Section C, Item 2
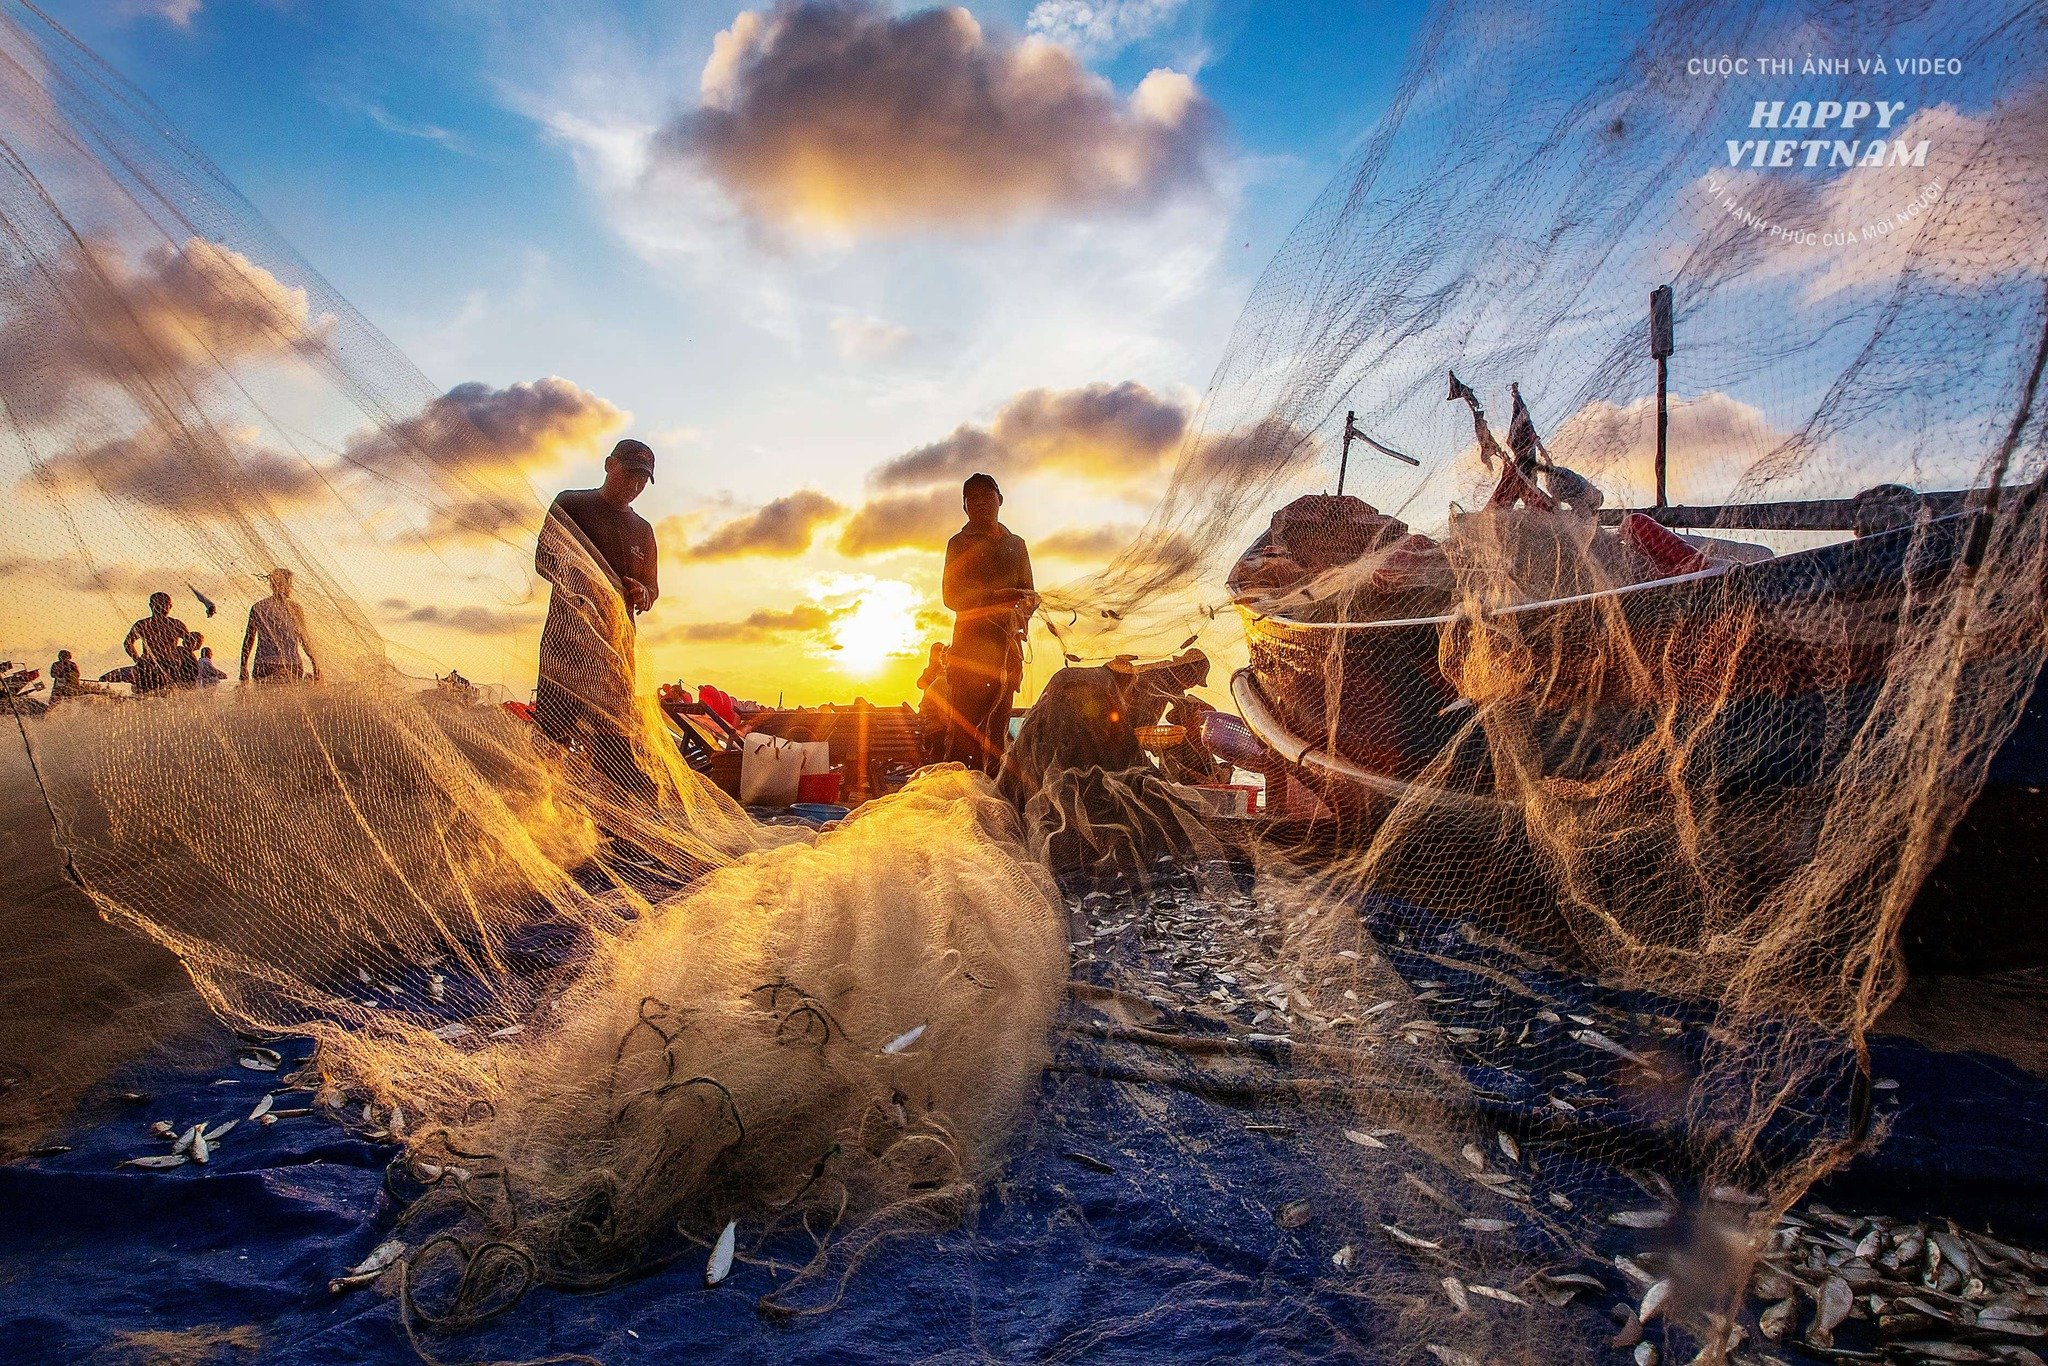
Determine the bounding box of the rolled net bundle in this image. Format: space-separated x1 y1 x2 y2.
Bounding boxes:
0 0 1068 1334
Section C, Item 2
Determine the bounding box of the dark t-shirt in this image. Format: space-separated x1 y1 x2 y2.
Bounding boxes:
127 614 195 687
538 489 658 604
943 523 1033 661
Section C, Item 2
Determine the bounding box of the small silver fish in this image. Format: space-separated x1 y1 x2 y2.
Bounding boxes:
1381 1223 1440 1251
1609 1209 1672 1229
203 1119 236 1143
1639 1278 1672 1323
1817 1275 1853 1333
1331 1244 1355 1271
1759 1297 1798 1341
150 1120 177 1140
882 1024 927 1055
706 1220 737 1286
1461 1143 1486 1171
1460 1218 1511 1233
1497 1132 1520 1164
1441 1276 1470 1312
190 1127 210 1165
1342 1129 1386 1149
118 1154 189 1170
248 1094 274 1122
1274 1200 1314 1230
1468 1284 1527 1306
172 1124 201 1156
487 1024 524 1040
236 1047 281 1073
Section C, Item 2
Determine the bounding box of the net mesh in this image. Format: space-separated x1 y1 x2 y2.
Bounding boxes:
3 0 2047 1360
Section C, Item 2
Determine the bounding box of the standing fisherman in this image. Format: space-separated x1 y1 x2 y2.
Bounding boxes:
534 438 661 803
942 473 1035 772
124 592 198 693
240 568 321 685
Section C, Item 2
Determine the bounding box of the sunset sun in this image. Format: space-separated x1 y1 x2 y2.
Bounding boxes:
828 579 923 674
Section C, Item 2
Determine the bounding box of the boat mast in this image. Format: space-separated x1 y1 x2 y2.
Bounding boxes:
1650 284 1674 508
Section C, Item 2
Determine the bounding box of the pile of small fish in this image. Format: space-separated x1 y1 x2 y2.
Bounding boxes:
1743 1203 2048 1364
115 1081 310 1171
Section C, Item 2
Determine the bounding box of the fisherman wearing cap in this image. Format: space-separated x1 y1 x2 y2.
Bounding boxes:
943 473 1036 772
534 438 661 802
240 568 320 685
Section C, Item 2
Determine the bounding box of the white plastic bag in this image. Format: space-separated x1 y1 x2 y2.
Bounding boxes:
740 733 806 807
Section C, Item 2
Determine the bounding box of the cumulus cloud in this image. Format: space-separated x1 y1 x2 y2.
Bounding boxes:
0 236 328 426
29 422 328 517
872 380 1191 490
119 0 201 26
1026 0 1187 57
657 602 849 643
682 489 844 559
651 0 1221 234
836 487 961 555
1546 389 1791 503
342 377 626 483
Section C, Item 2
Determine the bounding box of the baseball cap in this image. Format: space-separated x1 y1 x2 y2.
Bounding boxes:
610 438 656 480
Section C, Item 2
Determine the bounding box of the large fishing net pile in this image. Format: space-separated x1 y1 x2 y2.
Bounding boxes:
4 0 2048 1360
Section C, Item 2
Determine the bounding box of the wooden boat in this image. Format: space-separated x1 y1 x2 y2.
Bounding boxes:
1230 492 2048 974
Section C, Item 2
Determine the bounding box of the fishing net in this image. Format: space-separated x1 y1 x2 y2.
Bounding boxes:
4 0 2048 1360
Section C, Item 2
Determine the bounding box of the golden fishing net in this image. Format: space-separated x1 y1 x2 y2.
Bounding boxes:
3 0 2047 1360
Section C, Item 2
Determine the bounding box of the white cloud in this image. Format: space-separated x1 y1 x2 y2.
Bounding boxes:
1026 0 1188 58
831 314 913 364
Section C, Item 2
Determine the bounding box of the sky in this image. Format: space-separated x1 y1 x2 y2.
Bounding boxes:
17 0 1425 705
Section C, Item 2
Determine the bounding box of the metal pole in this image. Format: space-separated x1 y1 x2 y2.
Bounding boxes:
1649 284 1675 508
1654 354 1669 509
1338 410 1354 496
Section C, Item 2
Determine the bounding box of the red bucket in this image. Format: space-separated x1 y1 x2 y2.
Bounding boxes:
797 770 842 804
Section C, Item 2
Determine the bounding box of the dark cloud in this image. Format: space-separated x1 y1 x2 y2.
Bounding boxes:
382 599 542 636
871 381 1189 490
683 489 844 559
30 422 328 517
342 378 625 483
654 1 1221 234
0 235 329 426
835 487 961 555
656 602 848 643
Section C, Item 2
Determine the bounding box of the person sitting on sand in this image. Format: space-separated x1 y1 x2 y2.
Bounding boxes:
196 643 227 687
240 568 320 685
124 593 198 694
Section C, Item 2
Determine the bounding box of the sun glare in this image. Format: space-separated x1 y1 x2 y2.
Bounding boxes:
829 579 923 674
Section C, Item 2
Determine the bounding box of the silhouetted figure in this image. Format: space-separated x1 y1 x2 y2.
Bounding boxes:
916 642 952 764
240 568 320 684
49 650 82 699
943 473 1035 772
535 438 661 803
196 644 226 687
124 592 197 693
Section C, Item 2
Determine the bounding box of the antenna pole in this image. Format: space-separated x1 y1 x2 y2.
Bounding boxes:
1338 410 1354 496
1650 284 1675 508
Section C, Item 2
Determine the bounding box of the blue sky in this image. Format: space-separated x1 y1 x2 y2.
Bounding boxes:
25 0 1423 700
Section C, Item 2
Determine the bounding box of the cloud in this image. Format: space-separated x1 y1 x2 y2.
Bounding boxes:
871 380 1191 490
342 377 626 483
650 0 1221 235
835 487 961 555
118 0 201 26
1545 389 1791 503
1026 0 1188 57
364 104 471 155
0 236 328 426
655 602 849 643
831 313 913 363
30 422 328 517
1036 523 1142 560
380 599 542 636
1695 94 2048 301
682 489 844 559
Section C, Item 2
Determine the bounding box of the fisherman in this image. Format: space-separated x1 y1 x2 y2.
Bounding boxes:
196 643 227 687
534 437 661 803
49 649 82 699
240 568 320 685
942 473 1036 772
124 592 198 694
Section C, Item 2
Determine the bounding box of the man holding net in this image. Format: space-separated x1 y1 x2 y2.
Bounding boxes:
534 438 661 804
943 473 1036 772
